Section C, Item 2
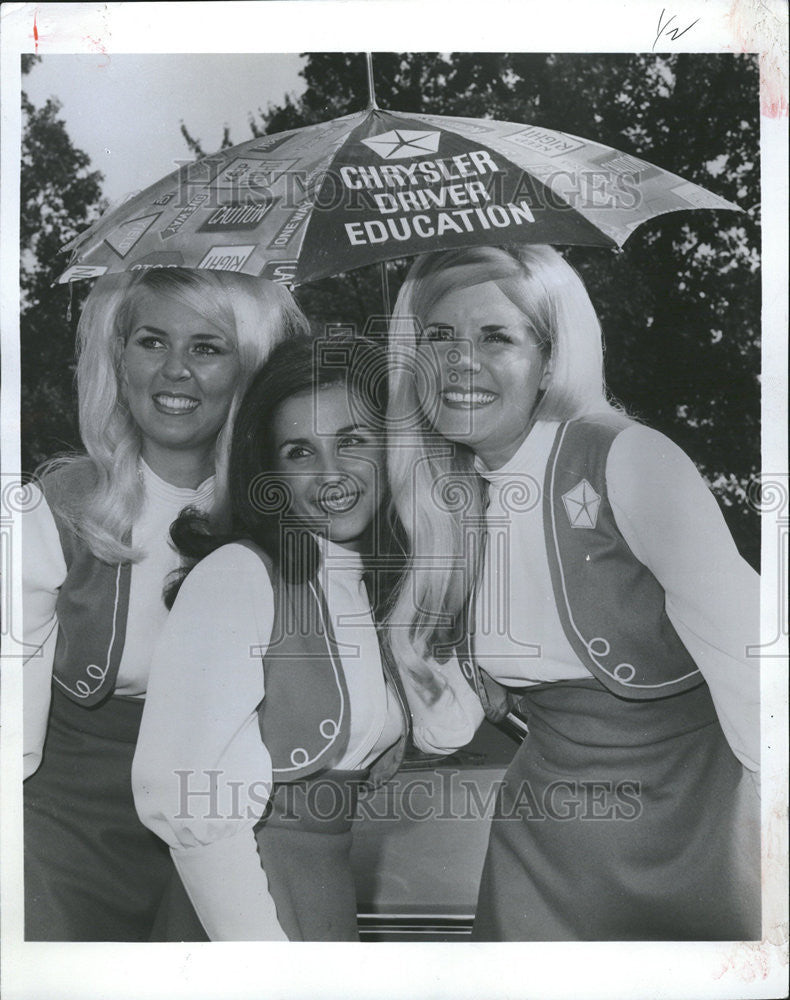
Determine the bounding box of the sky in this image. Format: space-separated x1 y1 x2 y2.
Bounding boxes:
23 53 307 204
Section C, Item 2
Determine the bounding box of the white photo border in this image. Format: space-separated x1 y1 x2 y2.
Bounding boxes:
1 3 787 999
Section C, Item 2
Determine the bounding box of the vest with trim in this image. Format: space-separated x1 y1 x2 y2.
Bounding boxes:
459 417 703 720
40 465 409 781
245 543 411 788
42 465 132 707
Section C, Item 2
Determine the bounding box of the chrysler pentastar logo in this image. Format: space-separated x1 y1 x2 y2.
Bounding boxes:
361 129 441 159
562 479 601 529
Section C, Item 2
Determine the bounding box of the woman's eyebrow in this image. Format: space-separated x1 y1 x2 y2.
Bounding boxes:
132 325 226 339
132 323 168 335
277 436 312 449
335 423 378 436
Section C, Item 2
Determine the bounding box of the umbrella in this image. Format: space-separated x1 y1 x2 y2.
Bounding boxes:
59 65 739 297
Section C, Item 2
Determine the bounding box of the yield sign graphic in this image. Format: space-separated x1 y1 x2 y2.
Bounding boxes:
103 213 162 259
361 129 441 159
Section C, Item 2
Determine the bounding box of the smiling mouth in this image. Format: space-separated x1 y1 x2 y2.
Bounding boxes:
441 390 497 409
315 487 361 515
152 393 200 415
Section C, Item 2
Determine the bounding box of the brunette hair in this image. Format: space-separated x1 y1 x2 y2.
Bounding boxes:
167 333 403 612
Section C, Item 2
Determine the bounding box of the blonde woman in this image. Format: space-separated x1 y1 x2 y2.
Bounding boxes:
386 245 760 941
23 268 307 940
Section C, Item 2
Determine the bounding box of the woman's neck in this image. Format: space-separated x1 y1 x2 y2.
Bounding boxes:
140 443 214 489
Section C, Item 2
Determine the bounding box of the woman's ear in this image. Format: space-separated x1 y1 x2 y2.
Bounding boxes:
539 357 553 391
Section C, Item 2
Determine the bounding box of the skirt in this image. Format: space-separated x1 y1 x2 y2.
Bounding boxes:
254 770 367 941
24 687 205 941
472 678 761 941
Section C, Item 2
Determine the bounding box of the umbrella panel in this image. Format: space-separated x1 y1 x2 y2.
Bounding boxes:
296 109 617 284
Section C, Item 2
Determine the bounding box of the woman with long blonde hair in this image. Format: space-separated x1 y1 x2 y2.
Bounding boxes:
386 244 760 941
23 267 307 940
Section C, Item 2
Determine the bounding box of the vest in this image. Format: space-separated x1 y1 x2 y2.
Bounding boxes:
246 543 411 788
460 418 703 721
42 465 132 707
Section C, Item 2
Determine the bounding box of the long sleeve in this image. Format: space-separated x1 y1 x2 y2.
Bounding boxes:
22 485 67 779
399 655 485 754
607 425 760 771
132 543 287 941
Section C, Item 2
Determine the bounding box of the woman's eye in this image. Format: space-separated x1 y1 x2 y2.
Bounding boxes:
338 435 366 449
482 330 513 344
285 446 311 460
192 342 223 356
423 325 455 343
136 335 165 350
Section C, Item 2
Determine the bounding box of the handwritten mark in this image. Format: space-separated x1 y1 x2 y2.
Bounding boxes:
33 10 39 52
653 9 700 50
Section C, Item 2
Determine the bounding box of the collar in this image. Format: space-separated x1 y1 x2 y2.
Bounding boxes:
139 459 215 505
314 532 365 580
473 420 558 487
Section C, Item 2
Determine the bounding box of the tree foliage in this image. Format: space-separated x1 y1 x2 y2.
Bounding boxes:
20 55 105 471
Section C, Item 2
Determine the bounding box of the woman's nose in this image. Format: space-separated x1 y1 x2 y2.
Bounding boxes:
161 348 192 381
446 338 481 374
314 452 360 486
312 449 341 479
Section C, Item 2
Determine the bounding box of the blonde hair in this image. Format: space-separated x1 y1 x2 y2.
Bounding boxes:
386 244 628 678
41 269 308 563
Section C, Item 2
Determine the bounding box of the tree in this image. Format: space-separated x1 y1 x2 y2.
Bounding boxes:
210 52 760 566
20 55 105 471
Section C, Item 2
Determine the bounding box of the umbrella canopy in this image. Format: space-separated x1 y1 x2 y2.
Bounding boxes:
59 107 740 287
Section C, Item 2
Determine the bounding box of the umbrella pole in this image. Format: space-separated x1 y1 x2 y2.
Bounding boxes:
365 52 378 110
379 260 391 317
365 52 392 319
365 54 388 315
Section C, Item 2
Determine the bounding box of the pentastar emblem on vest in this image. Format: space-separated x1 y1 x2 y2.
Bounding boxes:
562 478 601 529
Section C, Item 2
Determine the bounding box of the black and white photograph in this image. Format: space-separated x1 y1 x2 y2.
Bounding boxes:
1 3 787 999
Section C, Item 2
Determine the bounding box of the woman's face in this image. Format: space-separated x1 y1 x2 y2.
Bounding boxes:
416 280 549 469
271 384 385 551
119 289 241 479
